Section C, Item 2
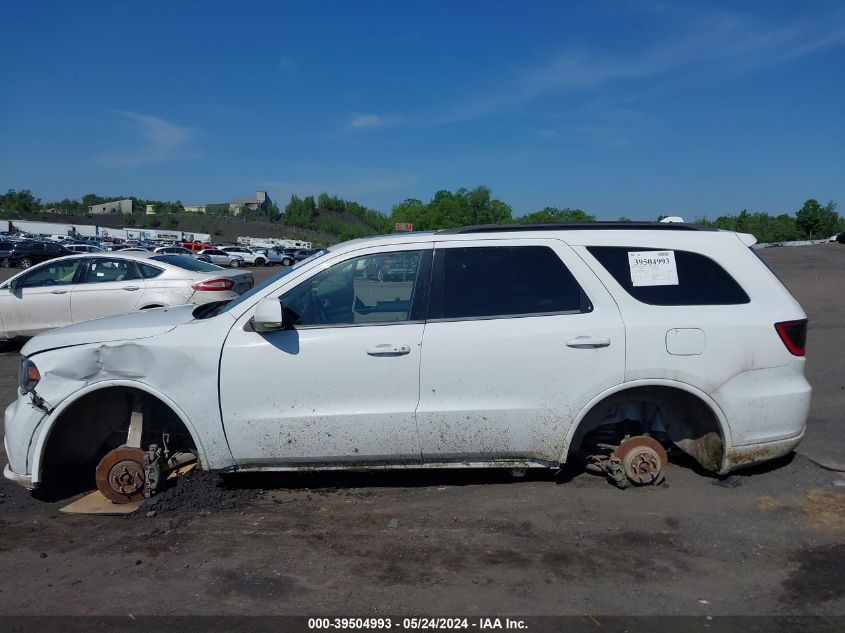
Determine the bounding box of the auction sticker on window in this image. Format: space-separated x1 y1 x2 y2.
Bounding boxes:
627 250 679 286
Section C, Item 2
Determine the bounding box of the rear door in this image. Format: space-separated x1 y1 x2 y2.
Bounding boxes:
416 238 625 464
70 257 146 322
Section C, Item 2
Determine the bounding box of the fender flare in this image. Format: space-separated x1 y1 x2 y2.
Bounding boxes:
29 379 216 485
559 378 732 464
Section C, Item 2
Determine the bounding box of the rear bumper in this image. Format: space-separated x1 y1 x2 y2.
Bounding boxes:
720 428 805 474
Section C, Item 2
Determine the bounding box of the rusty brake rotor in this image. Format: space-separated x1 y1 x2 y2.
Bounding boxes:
95 446 147 504
612 436 668 486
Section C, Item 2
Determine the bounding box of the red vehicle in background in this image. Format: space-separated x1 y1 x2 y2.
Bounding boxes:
181 241 214 253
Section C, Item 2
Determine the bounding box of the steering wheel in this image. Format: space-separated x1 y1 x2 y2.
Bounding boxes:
306 289 328 324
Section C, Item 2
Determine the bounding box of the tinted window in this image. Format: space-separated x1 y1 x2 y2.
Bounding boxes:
140 264 164 279
17 259 83 288
83 258 141 283
587 246 750 306
151 255 222 272
432 246 588 320
281 250 430 327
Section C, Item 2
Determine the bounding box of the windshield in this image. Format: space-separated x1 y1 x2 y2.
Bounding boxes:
194 248 329 319
151 254 223 272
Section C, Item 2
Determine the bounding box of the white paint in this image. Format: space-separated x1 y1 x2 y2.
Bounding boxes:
1 225 813 490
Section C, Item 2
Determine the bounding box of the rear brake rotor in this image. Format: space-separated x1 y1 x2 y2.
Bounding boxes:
95 446 147 504
612 436 668 486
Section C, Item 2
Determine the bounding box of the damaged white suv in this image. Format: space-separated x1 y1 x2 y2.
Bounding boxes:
4 223 811 501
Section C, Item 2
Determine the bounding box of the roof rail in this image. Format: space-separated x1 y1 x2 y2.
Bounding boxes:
437 221 716 234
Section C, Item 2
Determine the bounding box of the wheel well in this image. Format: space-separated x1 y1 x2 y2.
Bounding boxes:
40 387 197 495
568 386 725 472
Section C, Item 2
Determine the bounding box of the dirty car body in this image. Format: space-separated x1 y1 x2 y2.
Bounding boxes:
4 224 811 493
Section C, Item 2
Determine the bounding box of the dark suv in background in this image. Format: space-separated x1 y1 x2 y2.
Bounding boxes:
8 241 73 268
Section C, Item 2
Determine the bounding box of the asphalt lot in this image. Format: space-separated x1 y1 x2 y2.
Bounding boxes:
0 245 843 617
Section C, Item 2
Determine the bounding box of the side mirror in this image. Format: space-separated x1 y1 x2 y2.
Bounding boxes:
8 278 19 291
252 297 285 333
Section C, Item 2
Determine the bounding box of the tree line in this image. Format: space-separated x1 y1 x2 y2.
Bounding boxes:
2 187 842 243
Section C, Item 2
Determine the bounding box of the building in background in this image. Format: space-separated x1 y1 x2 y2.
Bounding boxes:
229 191 271 216
183 204 207 214
145 204 156 215
88 199 133 215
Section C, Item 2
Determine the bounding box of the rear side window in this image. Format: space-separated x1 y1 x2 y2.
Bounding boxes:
140 264 164 279
430 246 589 320
587 246 749 306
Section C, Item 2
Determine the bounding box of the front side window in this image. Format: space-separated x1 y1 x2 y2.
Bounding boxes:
17 259 83 288
83 258 141 284
430 245 588 320
280 250 429 327
587 246 750 306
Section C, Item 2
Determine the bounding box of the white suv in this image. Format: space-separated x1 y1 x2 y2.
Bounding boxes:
3 223 811 500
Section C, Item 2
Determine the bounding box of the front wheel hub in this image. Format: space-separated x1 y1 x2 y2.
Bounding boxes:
613 436 668 486
95 446 147 503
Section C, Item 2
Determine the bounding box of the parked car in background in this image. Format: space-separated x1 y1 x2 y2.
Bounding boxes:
195 248 245 268
220 246 267 266
250 247 283 265
0 251 254 341
181 241 214 253
292 248 319 262
8 241 73 268
64 244 105 254
154 246 193 256
836 232 845 244
0 242 15 268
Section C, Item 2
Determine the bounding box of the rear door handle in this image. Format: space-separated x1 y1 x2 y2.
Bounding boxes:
50 289 68 294
367 344 411 356
123 286 140 291
566 336 611 348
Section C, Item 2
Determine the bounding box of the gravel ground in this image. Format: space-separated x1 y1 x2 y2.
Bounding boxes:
0 246 843 616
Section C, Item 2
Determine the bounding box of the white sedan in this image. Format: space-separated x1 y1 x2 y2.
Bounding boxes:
195 248 245 268
0 251 254 341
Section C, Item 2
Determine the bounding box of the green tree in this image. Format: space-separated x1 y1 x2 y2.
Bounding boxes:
0 189 41 215
795 198 838 239
390 186 512 230
518 207 595 224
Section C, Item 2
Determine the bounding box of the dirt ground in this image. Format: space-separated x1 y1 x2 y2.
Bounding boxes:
0 245 843 617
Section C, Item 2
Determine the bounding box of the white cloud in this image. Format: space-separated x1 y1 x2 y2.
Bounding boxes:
365 5 845 128
100 111 199 166
349 113 388 129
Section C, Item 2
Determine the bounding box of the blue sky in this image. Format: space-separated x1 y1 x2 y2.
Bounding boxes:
1 1 843 220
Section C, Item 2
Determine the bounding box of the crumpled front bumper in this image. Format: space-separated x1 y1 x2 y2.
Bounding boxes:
4 394 49 489
3 462 34 489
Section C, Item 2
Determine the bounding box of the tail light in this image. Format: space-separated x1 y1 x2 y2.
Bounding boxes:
192 278 235 292
775 319 807 356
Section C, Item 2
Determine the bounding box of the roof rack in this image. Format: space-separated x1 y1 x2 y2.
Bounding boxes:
437 222 715 234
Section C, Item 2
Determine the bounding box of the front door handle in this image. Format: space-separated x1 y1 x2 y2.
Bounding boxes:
367 344 411 356
123 286 140 291
50 289 68 294
566 336 611 348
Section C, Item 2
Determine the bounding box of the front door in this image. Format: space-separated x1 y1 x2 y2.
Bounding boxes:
0 258 85 337
219 244 432 466
416 239 625 464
